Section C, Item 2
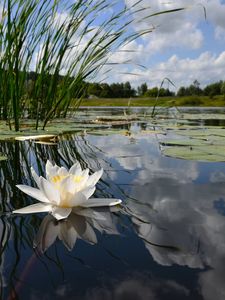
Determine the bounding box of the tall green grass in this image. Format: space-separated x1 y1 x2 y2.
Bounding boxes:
0 0 184 130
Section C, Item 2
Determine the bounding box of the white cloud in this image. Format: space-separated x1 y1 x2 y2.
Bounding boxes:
98 0 223 88
108 51 225 89
126 0 205 51
146 22 203 53
205 0 225 28
30 0 225 88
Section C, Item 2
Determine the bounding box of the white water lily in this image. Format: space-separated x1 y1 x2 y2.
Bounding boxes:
13 160 122 220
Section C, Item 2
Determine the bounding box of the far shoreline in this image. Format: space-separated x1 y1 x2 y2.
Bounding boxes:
77 95 225 108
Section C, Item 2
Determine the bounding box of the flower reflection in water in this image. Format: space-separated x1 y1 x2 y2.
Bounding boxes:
34 207 120 253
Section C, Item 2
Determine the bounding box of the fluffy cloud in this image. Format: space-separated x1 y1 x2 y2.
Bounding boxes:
107 51 225 89
126 0 225 40
126 0 205 49
97 0 223 88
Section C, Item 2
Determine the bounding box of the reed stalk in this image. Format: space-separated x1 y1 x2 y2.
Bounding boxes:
0 0 184 130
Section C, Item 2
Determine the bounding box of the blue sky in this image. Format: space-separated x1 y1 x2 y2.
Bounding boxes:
102 0 225 91
1 0 224 92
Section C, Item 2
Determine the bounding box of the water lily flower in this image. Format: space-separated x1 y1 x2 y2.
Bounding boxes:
13 160 122 220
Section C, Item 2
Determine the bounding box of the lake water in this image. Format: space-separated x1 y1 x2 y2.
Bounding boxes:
1 107 225 300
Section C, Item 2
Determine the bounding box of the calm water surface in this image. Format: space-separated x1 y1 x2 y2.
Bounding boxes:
1 107 225 300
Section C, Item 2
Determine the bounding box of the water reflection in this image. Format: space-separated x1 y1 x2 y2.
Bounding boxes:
82 272 190 300
1 108 225 299
127 179 225 299
34 207 120 253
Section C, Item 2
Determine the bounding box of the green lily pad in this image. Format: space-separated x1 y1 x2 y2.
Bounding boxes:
94 115 139 122
87 129 130 136
160 139 205 147
141 129 165 135
162 145 225 162
174 128 225 138
178 113 225 120
0 154 7 161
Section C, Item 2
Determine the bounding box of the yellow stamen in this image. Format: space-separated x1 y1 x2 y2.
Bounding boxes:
51 175 67 184
73 175 83 183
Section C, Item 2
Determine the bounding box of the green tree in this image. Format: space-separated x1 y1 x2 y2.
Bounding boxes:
137 83 148 96
177 86 187 97
99 83 111 98
124 81 136 97
204 81 222 98
221 81 225 100
87 83 102 97
144 87 159 97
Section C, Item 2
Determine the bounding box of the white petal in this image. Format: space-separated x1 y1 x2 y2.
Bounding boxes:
31 167 41 188
16 184 50 203
81 198 122 208
69 192 87 207
39 177 60 204
46 160 53 169
58 167 68 176
46 160 60 179
69 162 82 175
80 169 89 184
81 186 96 199
13 203 52 214
60 175 75 195
51 206 72 220
86 169 103 187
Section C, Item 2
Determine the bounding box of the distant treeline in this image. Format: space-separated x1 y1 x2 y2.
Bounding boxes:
176 80 225 98
25 73 225 99
87 79 225 99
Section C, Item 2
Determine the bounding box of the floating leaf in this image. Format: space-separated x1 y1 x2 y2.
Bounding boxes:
15 134 57 142
87 129 130 136
160 139 205 147
175 128 225 138
0 154 7 161
162 145 225 162
178 113 225 120
142 129 165 135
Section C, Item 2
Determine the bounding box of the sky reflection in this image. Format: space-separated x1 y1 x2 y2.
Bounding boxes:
1 108 225 299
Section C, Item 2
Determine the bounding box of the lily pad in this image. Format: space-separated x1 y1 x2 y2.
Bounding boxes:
178 113 225 120
87 129 130 136
15 134 57 142
160 139 205 147
162 145 225 162
174 128 225 138
142 129 166 135
0 154 7 161
94 115 139 122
